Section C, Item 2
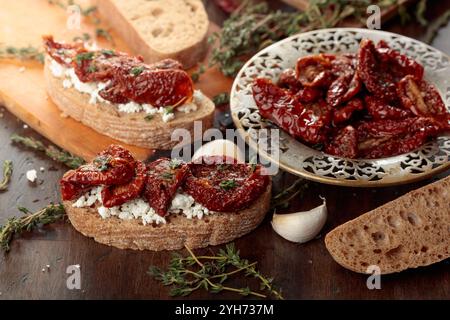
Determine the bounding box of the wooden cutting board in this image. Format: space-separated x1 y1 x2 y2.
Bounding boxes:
0 0 232 161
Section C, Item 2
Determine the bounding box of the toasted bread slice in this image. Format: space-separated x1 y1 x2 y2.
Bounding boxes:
44 58 215 150
93 0 209 68
64 182 272 251
325 175 450 274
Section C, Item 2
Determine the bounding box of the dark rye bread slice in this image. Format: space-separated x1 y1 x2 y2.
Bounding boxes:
64 182 271 251
325 175 450 274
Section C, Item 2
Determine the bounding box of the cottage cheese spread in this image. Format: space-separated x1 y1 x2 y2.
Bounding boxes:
72 186 212 225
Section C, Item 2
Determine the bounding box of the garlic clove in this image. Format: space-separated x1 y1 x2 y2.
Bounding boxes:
192 139 245 162
271 199 327 244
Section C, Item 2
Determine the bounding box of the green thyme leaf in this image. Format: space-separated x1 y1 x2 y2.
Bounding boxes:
144 114 154 121
93 155 111 171
87 64 98 73
212 93 230 106
169 159 183 170
130 66 145 76
219 179 237 190
96 28 113 42
164 106 174 114
191 65 206 82
101 49 115 56
75 52 95 65
160 171 174 180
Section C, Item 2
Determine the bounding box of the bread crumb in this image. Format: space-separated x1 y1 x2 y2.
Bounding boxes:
40 167 45 172
23 124 29 129
41 268 46 272
18 66 26 73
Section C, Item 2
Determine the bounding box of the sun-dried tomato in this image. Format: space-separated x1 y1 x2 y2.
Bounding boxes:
43 35 84 66
332 98 364 124
101 161 147 208
365 96 413 120
278 68 300 90
360 131 428 159
376 40 424 81
253 39 450 159
397 75 447 117
294 86 323 103
325 126 358 158
252 78 330 144
296 54 333 88
115 68 194 107
327 72 362 107
357 117 445 158
60 145 136 200
357 117 442 141
357 39 398 102
143 158 189 216
183 156 269 212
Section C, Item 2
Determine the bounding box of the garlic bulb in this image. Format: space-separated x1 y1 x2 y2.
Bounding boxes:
192 139 245 162
271 199 327 243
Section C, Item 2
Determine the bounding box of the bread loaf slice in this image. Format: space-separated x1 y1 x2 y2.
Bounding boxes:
93 0 209 68
44 58 215 150
325 175 450 274
65 182 272 251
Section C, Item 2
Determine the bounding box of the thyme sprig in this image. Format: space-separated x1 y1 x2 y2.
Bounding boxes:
0 46 45 64
0 160 13 192
11 134 85 169
206 0 429 78
212 92 230 106
149 243 283 299
0 204 66 252
271 178 309 209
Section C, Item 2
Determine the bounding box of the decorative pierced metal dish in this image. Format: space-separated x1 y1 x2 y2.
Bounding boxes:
230 28 450 187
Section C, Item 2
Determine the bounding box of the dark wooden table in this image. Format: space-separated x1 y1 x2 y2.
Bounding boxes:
1 1 450 300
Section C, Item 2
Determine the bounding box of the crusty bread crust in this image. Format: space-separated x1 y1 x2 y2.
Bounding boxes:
44 58 215 150
64 182 271 251
325 175 450 274
93 0 209 69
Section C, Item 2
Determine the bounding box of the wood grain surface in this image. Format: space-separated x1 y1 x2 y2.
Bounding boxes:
0 0 449 300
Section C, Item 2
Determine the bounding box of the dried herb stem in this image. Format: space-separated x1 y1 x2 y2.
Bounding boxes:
149 243 283 299
0 204 66 252
11 134 85 169
271 178 309 209
0 160 13 192
0 46 45 64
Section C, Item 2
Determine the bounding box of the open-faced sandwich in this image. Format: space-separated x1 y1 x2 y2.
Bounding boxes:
43 36 215 150
252 39 450 159
60 145 272 250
